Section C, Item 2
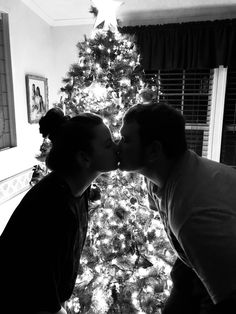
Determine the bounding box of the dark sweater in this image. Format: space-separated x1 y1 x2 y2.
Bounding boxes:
0 172 89 313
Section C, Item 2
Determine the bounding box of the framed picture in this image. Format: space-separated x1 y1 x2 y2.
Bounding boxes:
26 74 48 123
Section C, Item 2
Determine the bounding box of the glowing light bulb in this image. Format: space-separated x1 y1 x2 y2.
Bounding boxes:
147 243 154 251
113 131 120 139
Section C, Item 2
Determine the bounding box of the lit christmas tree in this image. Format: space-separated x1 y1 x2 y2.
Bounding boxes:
33 1 176 313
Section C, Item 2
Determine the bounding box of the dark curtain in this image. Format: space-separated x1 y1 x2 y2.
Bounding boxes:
120 19 236 71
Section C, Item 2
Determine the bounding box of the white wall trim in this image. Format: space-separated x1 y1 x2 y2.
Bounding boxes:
0 4 10 15
21 0 53 25
208 66 227 161
0 167 32 205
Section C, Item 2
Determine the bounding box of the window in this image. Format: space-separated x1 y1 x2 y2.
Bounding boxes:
220 69 236 167
0 13 16 150
145 69 214 158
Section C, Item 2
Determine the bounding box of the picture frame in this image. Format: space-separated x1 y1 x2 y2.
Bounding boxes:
25 74 48 124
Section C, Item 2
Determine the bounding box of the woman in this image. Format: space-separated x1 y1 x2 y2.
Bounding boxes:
0 109 118 314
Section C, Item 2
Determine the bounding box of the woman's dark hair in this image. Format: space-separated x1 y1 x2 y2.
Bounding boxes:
39 107 67 141
123 102 187 159
40 109 103 172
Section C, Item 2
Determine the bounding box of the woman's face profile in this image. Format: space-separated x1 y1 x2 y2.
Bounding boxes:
89 123 118 172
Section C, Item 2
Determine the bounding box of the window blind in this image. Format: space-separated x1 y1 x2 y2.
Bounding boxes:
144 69 214 157
0 13 15 150
0 16 9 150
220 69 236 167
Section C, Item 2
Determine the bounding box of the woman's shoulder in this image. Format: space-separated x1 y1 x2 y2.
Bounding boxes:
24 172 71 210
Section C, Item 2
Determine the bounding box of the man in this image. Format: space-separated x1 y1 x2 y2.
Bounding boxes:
118 102 236 313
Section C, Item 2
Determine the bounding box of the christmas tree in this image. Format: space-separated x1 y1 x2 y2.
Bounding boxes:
33 2 176 313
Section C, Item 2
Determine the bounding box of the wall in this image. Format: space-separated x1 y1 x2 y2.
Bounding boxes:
0 0 54 183
0 2 91 229
121 4 236 26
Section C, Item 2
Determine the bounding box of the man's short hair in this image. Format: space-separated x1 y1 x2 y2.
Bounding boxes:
123 102 187 159
139 88 155 102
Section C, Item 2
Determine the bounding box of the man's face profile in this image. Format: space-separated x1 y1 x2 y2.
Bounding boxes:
118 121 145 172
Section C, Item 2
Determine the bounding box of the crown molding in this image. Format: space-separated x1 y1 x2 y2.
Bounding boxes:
21 0 236 27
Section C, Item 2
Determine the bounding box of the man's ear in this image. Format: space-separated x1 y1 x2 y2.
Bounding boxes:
146 140 162 163
75 151 91 168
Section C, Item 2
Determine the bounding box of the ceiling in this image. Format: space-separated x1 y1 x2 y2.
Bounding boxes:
22 0 236 26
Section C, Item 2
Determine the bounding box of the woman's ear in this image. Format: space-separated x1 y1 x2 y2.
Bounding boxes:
146 140 162 163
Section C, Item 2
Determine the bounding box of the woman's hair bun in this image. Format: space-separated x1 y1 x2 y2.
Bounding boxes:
39 107 69 140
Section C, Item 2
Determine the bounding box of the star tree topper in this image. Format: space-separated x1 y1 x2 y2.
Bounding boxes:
92 0 123 31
